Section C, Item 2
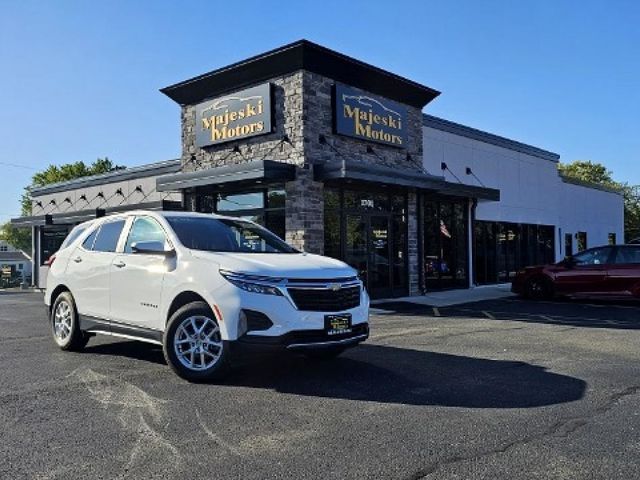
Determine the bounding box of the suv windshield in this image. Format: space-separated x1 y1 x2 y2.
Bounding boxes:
166 216 298 254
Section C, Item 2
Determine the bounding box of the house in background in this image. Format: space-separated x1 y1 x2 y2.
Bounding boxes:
0 239 32 286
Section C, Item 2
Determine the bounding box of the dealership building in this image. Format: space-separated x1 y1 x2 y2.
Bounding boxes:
12 40 624 297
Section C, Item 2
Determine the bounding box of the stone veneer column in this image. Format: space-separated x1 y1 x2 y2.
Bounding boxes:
407 192 420 295
285 167 324 254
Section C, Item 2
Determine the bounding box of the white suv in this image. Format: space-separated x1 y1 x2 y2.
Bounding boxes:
45 211 369 381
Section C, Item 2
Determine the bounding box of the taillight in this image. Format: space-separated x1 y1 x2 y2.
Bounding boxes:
44 254 56 267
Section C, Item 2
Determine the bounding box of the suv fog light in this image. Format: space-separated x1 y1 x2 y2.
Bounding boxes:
238 310 248 337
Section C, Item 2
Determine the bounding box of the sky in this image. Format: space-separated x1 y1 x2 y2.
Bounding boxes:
1 0 638 223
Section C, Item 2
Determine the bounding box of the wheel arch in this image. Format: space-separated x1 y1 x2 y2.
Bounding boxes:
166 291 211 324
49 285 72 316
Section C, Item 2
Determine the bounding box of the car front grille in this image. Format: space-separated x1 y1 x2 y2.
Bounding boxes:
287 284 361 312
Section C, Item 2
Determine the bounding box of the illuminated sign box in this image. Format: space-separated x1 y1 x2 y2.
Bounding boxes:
195 83 273 148
334 83 407 148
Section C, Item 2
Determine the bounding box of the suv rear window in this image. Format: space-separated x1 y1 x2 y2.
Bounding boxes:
60 224 90 250
90 220 126 253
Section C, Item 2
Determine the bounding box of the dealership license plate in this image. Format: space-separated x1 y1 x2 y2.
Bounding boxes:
325 314 352 336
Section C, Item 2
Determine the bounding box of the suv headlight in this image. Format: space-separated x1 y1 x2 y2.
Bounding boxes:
220 270 283 296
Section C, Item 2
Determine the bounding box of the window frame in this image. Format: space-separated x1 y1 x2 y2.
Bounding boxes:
80 217 127 253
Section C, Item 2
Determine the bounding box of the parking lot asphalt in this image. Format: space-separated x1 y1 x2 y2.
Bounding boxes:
2 292 640 479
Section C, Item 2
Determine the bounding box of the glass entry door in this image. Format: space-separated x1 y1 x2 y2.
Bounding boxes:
344 213 402 298
324 188 408 299
369 215 391 296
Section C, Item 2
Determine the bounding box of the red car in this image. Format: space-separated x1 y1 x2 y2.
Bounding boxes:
512 244 640 300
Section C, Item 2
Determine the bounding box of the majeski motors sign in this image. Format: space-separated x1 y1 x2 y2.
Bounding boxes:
195 83 272 147
334 83 406 148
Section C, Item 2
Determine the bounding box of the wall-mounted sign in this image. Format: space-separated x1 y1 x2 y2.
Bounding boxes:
195 83 272 147
334 83 406 148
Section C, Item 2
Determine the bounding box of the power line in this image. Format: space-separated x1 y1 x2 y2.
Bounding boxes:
0 161 37 170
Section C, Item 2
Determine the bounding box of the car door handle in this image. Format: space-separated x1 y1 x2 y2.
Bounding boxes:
113 261 126 268
73 256 82 263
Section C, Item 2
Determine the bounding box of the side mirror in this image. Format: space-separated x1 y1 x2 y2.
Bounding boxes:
131 241 174 256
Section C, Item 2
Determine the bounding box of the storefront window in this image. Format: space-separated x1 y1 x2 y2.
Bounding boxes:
474 221 555 285
41 227 70 265
192 187 286 240
217 192 264 212
577 232 587 252
422 198 469 290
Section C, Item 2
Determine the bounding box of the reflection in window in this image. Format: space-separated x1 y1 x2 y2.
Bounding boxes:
474 221 555 285
217 192 264 212
577 232 587 252
573 247 611 266
125 217 167 253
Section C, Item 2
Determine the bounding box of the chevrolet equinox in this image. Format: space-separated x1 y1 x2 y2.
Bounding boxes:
45 211 369 381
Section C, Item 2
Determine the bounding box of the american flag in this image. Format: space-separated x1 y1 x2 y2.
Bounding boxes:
440 220 452 238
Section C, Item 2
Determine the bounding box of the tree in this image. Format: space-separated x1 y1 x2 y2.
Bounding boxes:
2 157 125 251
0 223 31 252
558 160 640 242
558 161 618 188
20 157 124 216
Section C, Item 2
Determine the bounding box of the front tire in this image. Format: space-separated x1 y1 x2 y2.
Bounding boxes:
524 276 553 300
51 291 89 351
163 301 230 382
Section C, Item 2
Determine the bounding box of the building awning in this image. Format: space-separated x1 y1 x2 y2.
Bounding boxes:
156 160 296 192
10 200 182 228
315 160 500 201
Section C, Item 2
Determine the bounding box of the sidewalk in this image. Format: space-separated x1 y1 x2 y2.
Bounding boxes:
371 283 515 308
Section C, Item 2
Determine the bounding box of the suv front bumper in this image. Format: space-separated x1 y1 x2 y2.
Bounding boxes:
233 322 369 352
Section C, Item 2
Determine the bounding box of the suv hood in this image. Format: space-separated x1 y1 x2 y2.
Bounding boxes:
189 251 357 279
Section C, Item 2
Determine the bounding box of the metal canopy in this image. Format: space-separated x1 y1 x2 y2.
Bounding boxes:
314 159 500 201
10 200 182 228
156 160 296 192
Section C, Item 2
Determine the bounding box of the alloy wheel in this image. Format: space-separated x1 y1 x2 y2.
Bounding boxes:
53 300 72 342
173 315 223 371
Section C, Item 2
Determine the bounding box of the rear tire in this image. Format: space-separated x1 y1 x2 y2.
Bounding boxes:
163 301 230 382
524 276 553 300
51 291 89 351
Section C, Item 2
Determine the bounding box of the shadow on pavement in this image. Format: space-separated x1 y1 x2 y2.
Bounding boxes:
376 298 640 330
84 340 586 409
